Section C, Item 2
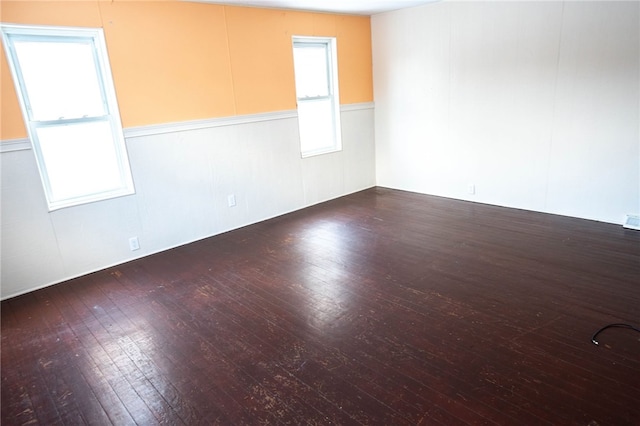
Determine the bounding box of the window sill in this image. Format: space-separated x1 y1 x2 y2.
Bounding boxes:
301 146 342 159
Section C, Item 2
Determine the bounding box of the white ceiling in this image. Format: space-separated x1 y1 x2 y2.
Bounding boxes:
187 0 439 16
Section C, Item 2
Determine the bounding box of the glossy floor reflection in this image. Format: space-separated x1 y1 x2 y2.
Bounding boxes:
2 188 639 424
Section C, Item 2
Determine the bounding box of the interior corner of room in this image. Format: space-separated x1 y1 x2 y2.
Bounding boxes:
1 0 639 301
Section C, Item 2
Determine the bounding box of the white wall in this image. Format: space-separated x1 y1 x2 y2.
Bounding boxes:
0 106 375 299
372 1 639 224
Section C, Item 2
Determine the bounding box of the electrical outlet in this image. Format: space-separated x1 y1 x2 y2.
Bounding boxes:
227 194 236 207
128 237 140 251
468 184 476 195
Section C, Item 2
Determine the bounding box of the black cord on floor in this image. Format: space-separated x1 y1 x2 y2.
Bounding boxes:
591 323 640 345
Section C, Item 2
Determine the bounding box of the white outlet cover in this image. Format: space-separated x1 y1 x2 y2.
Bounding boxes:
129 237 140 251
227 194 236 207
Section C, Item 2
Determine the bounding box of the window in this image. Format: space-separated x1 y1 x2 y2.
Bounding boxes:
292 36 342 157
1 24 134 210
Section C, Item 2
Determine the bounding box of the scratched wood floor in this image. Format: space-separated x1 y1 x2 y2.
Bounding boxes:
2 187 639 425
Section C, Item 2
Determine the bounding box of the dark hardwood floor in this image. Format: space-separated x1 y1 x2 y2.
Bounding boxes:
2 187 639 425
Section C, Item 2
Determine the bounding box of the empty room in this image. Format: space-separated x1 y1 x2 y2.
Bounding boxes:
1 0 638 424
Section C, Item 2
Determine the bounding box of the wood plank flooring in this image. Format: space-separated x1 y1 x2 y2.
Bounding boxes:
2 187 639 425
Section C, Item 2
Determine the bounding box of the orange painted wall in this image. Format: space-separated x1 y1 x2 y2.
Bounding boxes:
0 1 373 140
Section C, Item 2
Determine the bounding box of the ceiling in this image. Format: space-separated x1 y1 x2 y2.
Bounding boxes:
187 0 439 16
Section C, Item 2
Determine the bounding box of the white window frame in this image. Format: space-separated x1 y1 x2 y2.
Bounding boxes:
292 36 342 158
1 23 134 211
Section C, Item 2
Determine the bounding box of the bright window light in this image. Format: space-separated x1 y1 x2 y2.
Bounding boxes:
1 24 134 210
293 37 342 158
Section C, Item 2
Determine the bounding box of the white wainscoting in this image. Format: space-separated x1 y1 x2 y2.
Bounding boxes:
0 104 375 299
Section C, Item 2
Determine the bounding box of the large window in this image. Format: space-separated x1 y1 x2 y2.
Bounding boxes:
1 24 134 211
292 36 342 158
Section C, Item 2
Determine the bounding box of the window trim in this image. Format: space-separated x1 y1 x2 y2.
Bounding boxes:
292 36 342 158
1 23 134 211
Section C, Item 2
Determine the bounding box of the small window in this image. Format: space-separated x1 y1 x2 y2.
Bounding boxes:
292 36 342 158
1 24 134 210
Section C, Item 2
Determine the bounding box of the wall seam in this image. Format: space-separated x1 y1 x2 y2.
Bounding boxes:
222 6 238 116
544 1 566 213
